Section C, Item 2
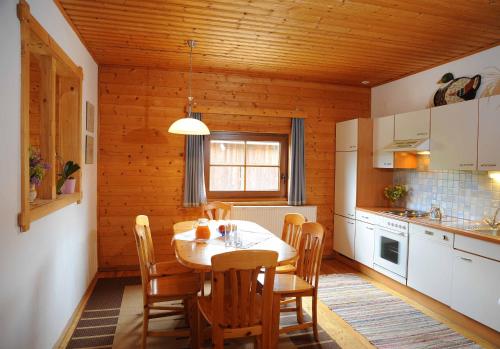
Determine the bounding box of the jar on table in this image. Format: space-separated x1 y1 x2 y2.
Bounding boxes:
194 218 211 241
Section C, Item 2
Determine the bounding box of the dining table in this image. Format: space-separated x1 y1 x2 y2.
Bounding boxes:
172 219 297 348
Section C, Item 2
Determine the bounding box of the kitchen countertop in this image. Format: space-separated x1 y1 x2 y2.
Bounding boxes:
357 207 500 244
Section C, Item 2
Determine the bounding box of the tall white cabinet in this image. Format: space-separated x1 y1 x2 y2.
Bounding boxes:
334 118 391 259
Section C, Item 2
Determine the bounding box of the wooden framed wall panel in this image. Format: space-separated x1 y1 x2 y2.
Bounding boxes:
98 65 370 270
17 0 83 231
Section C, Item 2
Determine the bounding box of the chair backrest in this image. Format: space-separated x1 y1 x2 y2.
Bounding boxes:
135 215 156 264
281 213 306 249
210 250 278 329
133 222 151 305
202 201 232 220
295 222 325 290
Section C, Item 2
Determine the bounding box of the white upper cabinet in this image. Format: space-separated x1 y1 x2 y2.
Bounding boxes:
430 100 478 171
336 119 358 151
334 151 357 219
373 115 394 168
395 109 430 140
478 95 500 171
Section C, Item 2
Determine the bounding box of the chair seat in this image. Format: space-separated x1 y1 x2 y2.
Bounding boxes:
275 263 296 274
149 260 193 277
258 274 313 295
148 273 200 301
198 295 263 328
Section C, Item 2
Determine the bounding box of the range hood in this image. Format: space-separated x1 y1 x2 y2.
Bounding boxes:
383 138 430 152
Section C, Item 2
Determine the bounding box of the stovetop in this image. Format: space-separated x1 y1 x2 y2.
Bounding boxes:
383 209 429 218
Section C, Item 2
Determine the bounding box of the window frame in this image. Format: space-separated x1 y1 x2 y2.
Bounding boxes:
204 131 289 200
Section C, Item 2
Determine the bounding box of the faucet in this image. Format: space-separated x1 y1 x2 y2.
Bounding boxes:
430 207 443 222
484 208 500 229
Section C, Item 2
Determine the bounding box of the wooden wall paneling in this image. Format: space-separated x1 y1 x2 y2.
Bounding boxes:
98 65 370 270
356 118 393 207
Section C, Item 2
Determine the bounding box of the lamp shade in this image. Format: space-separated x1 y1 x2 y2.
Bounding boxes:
168 117 210 135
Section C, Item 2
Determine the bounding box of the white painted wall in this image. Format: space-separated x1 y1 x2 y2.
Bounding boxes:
0 0 98 348
372 45 500 117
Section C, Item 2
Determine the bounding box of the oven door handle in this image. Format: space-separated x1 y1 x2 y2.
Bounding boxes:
377 228 407 238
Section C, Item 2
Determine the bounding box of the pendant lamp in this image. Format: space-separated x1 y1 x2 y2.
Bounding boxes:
168 40 210 135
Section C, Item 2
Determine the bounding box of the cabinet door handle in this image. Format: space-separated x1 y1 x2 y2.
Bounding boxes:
480 163 497 167
424 230 434 236
350 145 356 149
416 132 428 136
347 213 354 217
442 235 449 241
459 163 474 167
362 216 369 219
366 227 374 231
460 257 472 262
347 222 355 225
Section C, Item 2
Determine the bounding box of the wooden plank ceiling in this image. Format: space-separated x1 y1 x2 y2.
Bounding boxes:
57 0 500 85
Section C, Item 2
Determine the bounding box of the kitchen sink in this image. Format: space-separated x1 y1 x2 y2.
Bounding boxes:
464 225 499 236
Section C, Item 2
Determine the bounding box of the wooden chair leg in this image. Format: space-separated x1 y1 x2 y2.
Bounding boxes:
255 334 262 349
312 294 319 342
189 297 199 349
212 327 224 349
142 306 149 349
296 296 304 324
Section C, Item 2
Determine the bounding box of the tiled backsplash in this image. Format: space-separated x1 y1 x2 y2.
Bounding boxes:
394 169 500 221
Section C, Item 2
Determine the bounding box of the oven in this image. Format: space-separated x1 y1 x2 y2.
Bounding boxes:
373 217 409 284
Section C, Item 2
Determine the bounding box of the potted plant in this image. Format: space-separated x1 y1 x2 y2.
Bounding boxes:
57 161 81 194
384 184 408 207
29 147 50 202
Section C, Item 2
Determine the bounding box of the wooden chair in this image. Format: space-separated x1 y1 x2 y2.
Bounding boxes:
262 222 325 342
201 201 232 220
134 221 201 349
276 213 306 274
198 250 278 349
135 215 193 277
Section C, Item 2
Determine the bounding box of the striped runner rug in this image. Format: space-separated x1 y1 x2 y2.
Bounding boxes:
66 277 340 348
318 274 483 349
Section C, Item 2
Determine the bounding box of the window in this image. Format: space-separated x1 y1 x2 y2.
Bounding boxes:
204 132 288 199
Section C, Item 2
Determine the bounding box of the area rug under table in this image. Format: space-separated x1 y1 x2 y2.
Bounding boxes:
318 273 482 349
66 277 340 348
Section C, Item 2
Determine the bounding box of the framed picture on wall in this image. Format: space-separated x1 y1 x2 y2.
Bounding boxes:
85 135 94 164
86 101 95 133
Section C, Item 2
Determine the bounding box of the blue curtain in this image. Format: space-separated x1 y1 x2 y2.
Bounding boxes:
183 112 207 207
288 118 306 205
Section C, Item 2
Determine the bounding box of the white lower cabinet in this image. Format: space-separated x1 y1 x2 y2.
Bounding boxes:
451 250 500 331
407 225 453 305
334 214 355 259
355 220 374 268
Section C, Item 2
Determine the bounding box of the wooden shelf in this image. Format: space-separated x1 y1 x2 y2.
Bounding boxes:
19 192 82 231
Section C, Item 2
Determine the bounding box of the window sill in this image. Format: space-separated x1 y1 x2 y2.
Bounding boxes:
19 192 82 231
221 199 289 206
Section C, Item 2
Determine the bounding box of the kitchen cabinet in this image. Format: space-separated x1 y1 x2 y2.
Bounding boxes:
334 151 357 219
430 100 478 170
334 214 356 259
478 95 500 171
407 225 454 305
451 249 500 331
395 109 430 140
336 119 358 151
355 220 374 267
373 115 394 168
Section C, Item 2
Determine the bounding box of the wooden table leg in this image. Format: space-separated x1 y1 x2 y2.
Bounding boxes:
269 293 281 349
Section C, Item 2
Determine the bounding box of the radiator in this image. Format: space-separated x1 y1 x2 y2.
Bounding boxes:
231 206 317 237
